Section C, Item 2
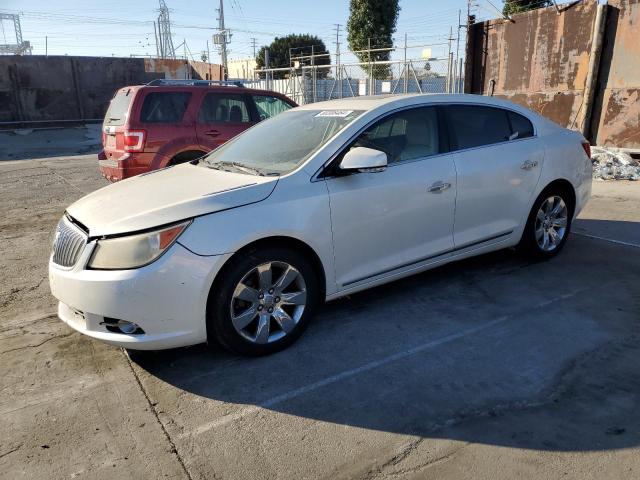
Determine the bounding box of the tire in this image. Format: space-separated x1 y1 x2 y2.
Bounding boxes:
206 246 320 356
517 187 574 259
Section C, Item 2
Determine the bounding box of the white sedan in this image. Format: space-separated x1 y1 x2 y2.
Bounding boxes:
49 94 592 355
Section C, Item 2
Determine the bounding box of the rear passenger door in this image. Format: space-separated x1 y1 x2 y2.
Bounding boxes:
196 92 254 152
444 104 543 248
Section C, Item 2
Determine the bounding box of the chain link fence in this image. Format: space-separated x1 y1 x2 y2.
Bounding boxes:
242 55 463 105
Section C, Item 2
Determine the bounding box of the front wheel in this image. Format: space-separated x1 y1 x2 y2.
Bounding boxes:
207 247 320 356
518 190 573 259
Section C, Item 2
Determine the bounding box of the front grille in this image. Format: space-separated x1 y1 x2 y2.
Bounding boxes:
52 216 87 267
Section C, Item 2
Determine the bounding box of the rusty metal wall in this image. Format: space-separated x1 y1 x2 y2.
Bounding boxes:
465 2 596 131
465 0 639 150
591 0 640 148
0 56 223 124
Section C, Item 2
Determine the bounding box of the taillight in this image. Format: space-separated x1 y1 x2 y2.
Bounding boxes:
124 130 146 152
581 141 591 159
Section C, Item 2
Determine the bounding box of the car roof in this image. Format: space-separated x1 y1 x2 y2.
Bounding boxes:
295 93 533 114
112 83 294 101
294 93 558 132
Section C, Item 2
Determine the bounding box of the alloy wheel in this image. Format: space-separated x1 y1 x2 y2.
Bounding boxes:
535 195 568 252
230 261 307 344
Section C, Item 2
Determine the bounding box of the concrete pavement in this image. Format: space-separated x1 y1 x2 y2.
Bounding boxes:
1 155 639 479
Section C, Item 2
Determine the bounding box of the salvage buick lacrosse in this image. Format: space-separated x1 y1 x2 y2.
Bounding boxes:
49 94 592 355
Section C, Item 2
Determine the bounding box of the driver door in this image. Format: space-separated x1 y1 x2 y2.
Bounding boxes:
325 106 457 289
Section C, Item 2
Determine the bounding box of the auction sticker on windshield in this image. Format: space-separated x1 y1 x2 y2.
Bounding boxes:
315 110 354 117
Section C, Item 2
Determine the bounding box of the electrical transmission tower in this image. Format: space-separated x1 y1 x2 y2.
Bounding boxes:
0 13 32 55
156 0 176 59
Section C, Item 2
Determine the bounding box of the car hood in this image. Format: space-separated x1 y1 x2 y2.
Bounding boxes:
67 163 277 237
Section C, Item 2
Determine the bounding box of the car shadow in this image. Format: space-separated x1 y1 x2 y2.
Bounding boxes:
130 225 640 452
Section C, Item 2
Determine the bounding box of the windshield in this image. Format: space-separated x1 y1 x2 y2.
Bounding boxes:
201 109 364 175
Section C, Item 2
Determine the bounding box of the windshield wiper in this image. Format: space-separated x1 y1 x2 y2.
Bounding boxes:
203 160 272 177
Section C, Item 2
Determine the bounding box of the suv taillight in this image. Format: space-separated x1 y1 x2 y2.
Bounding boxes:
581 141 591 159
124 130 146 152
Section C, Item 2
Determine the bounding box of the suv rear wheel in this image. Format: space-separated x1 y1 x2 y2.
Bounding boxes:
207 246 320 356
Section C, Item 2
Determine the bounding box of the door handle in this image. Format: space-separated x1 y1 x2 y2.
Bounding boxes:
428 181 451 193
204 130 221 137
521 159 538 170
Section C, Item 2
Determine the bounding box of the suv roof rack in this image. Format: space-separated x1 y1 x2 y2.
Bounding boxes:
146 79 245 87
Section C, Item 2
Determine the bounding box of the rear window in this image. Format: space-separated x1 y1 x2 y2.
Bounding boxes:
508 111 534 139
446 105 512 150
140 92 191 123
104 89 134 126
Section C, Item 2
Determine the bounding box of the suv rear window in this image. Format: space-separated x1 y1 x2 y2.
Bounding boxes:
140 92 191 123
104 89 134 126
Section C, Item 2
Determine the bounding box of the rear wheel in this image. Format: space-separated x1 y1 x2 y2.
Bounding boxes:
518 189 573 259
207 246 320 356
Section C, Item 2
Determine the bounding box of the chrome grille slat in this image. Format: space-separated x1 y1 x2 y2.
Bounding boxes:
52 216 87 267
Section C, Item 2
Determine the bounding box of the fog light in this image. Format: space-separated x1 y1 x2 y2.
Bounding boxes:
100 318 144 335
117 320 139 334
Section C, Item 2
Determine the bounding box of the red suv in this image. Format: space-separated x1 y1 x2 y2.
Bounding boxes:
98 80 296 181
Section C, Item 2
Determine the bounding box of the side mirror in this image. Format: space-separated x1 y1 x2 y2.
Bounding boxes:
339 146 387 173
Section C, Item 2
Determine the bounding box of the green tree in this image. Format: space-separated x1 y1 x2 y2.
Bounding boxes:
256 34 330 79
347 0 400 79
503 0 552 16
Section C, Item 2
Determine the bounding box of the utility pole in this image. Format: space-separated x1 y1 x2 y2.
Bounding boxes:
455 9 461 93
311 44 316 103
264 48 270 88
215 0 230 79
447 26 453 93
251 37 257 58
333 23 341 98
403 33 408 93
45 35 48 56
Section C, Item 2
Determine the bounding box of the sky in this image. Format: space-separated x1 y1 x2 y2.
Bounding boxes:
0 0 503 62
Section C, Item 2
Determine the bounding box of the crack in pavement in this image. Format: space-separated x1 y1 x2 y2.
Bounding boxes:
122 349 198 480
0 331 74 355
0 444 23 460
0 314 58 334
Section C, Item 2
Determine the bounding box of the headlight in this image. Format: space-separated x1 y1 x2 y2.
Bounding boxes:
88 221 190 270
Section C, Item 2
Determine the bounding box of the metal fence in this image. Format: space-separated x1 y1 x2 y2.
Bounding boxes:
242 55 463 105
